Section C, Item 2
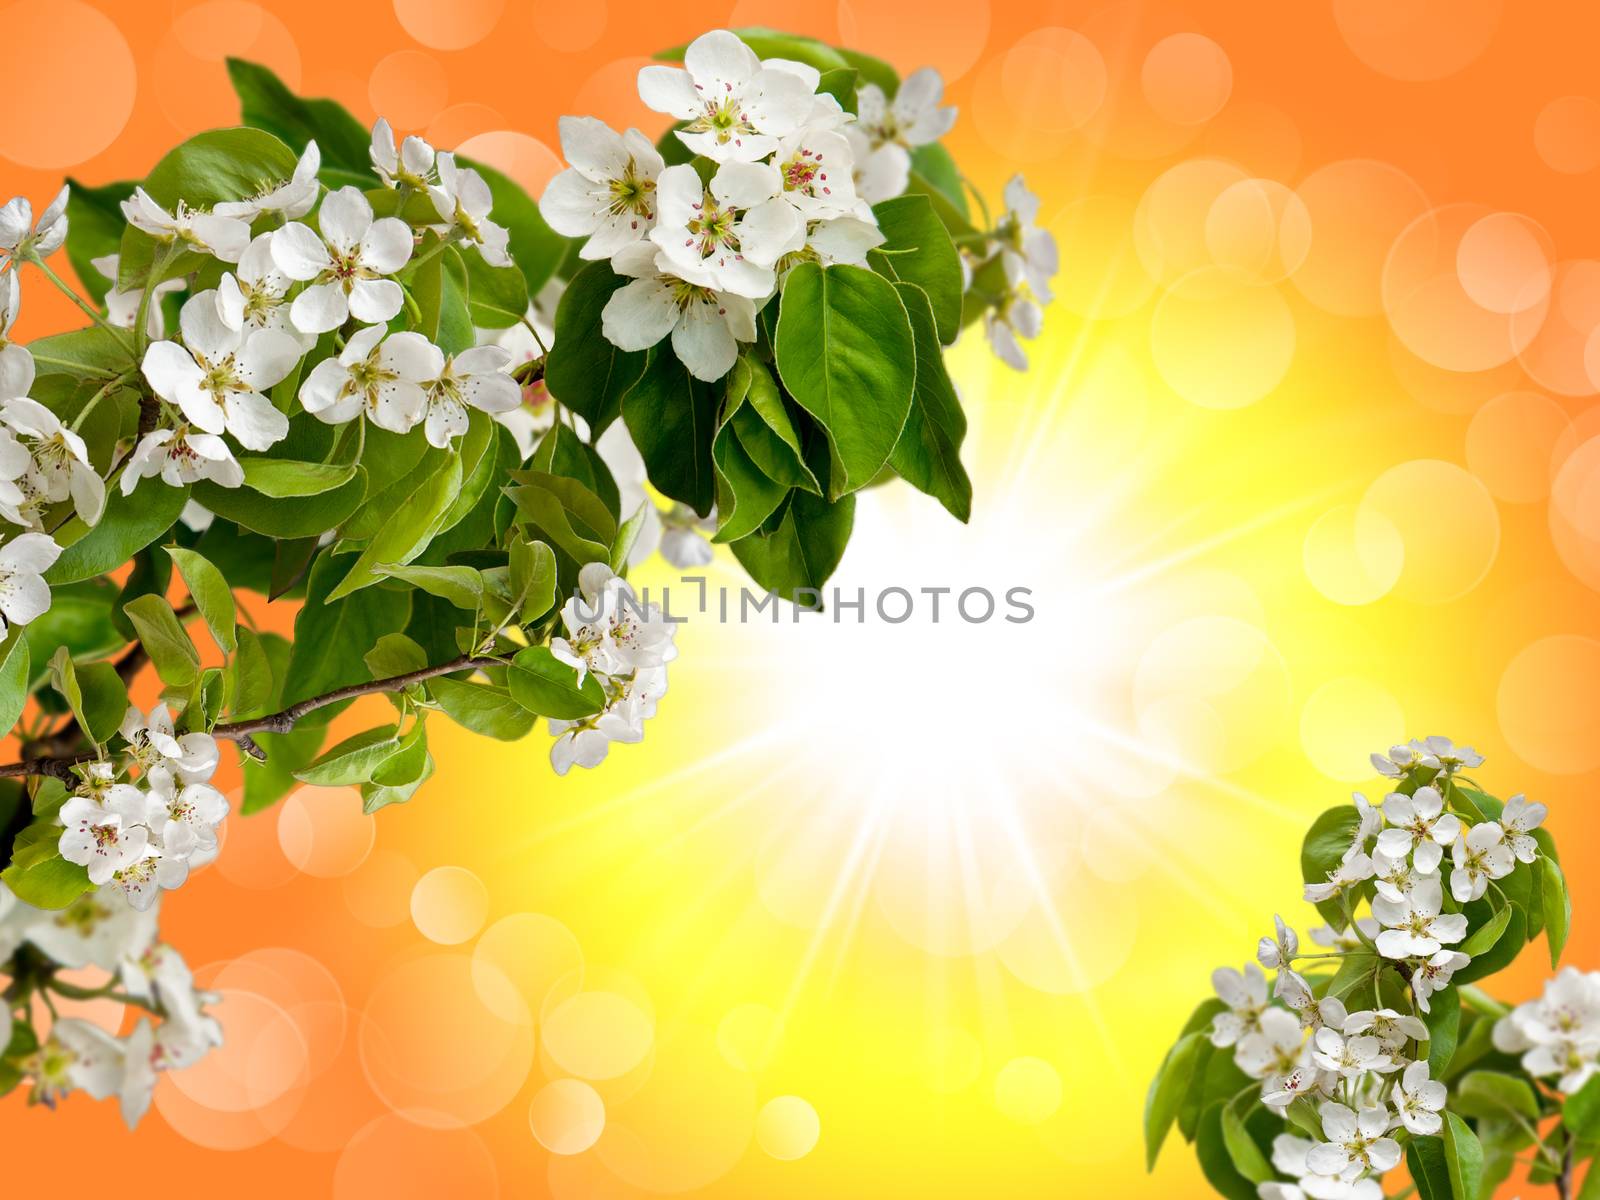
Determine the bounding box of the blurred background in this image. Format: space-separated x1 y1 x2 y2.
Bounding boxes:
6 0 1600 1195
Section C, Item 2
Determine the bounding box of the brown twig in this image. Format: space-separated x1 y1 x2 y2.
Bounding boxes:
1 653 497 777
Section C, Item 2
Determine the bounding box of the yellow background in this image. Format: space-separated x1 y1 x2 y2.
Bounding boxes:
5 0 1600 1196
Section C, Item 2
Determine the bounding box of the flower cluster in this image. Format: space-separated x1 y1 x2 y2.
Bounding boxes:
1157 737 1570 1200
539 29 1056 378
56 706 225 910
1494 967 1600 1094
548 562 678 773
0 886 221 1128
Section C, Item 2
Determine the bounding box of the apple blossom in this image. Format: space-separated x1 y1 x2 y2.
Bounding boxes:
418 345 522 448
1343 1008 1428 1050
1310 1027 1394 1078
217 232 308 344
601 241 757 382
539 116 665 260
1305 1102 1401 1179
431 151 513 267
1412 949 1470 1014
0 529 60 638
1449 821 1514 903
0 186 69 265
1 396 107 524
650 161 801 297
142 291 300 450
121 187 249 262
370 118 436 189
1498 794 1548 863
1375 785 1459 873
995 174 1059 305
272 185 414 332
298 324 437 432
92 253 179 336
1372 877 1467 959
1391 1060 1447 1135
638 29 817 164
1236 1007 1305 1080
0 271 31 396
120 425 245 493
1210 962 1270 1047
58 791 150 885
25 1019 122 1108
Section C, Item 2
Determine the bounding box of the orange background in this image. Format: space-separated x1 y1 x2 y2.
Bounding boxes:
7 0 1600 1197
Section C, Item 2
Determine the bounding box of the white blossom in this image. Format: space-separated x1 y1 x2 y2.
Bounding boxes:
1310 1027 1394 1078
539 116 664 260
1375 785 1459 874
996 174 1058 304
419 345 521 448
1210 962 1270 1047
1413 949 1469 1014
142 291 299 451
25 1019 122 1107
370 118 435 189
1 397 106 525
121 188 249 262
650 161 801 298
431 152 512 268
1343 1008 1428 1051
601 241 756 382
1449 821 1515 903
549 664 667 775
1303 852 1374 905
638 29 817 164
299 324 437 432
1495 967 1600 1093
1236 1007 1305 1080
58 791 149 885
1392 1060 1447 1136
1305 1102 1401 1179
0 530 60 638
1499 794 1548 863
217 232 308 345
272 186 414 333
1372 877 1467 959
21 890 157 971
1258 914 1298 970
120 425 244 493
983 293 1043 372
0 186 69 265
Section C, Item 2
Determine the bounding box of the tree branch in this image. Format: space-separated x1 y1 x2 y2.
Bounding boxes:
0 653 499 776
212 654 498 759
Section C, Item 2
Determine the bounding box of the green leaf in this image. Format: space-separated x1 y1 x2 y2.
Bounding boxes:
904 168 979 241
1443 1111 1484 1200
45 478 190 585
238 456 358 498
619 347 719 517
380 564 483 611
24 579 121 685
364 632 428 680
119 127 298 288
226 58 371 175
1 839 91 910
1407 1133 1452 1200
282 554 412 722
657 28 850 73
1219 1102 1272 1183
1454 1071 1542 1123
508 535 557 622
610 503 649 573
430 677 538 741
1567 1074 1600 1141
1542 855 1572 966
729 357 819 494
869 195 964 344
25 326 132 383
506 472 615 565
506 646 606 719
459 155 570 299
361 751 433 813
463 245 531 328
165 547 236 654
328 453 463 601
122 594 200 687
293 725 402 786
0 630 29 735
1454 906 1525 986
1426 985 1461 1077
1145 1031 1205 1169
729 490 855 608
543 261 647 434
371 720 429 787
1461 902 1511 957
835 46 899 96
908 143 970 221
775 262 916 499
887 282 971 521
816 67 858 114
71 660 129 747
712 410 788 544
1194 1102 1258 1200
1326 951 1380 1001
228 626 274 718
